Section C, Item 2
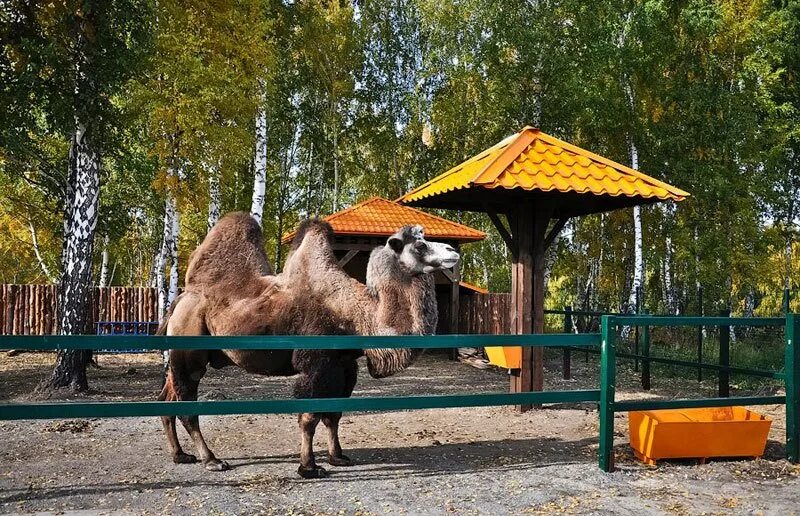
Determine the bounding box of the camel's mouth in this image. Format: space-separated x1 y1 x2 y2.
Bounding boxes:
440 256 459 268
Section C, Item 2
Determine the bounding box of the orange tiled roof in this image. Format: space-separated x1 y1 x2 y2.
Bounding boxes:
459 281 489 294
282 197 486 244
399 127 689 204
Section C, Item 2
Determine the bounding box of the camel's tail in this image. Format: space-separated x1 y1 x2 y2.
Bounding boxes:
155 293 184 336
155 294 184 387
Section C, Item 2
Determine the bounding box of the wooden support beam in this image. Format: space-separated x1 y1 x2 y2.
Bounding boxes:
510 204 535 410
440 267 456 283
337 250 359 267
510 203 553 412
486 209 517 258
544 217 568 250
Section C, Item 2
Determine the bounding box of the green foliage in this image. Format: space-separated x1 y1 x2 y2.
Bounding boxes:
0 0 797 319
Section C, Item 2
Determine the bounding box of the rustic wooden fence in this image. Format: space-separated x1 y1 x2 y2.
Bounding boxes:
459 293 512 335
0 285 159 335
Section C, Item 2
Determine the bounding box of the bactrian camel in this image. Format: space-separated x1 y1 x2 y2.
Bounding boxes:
158 212 459 478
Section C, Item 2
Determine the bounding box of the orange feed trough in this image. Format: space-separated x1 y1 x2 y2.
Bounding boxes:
485 346 522 369
628 407 772 466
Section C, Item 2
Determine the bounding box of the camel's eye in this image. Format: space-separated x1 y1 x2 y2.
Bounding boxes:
414 241 427 252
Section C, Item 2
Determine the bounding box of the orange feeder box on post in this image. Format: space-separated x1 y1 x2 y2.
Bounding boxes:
485 346 522 369
628 407 772 466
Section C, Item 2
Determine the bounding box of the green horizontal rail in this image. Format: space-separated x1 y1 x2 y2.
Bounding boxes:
0 333 601 351
0 390 601 420
620 352 783 380
612 316 785 328
616 395 786 412
568 346 783 380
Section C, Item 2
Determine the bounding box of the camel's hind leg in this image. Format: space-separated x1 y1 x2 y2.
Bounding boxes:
158 372 197 464
159 293 228 471
173 367 230 471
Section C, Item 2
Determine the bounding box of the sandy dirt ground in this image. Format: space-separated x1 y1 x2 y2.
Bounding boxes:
0 351 798 515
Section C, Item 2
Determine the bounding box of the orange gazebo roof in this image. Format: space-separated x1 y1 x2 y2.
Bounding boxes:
399 127 689 216
282 197 486 244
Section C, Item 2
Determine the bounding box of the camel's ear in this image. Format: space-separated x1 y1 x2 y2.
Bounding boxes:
387 235 404 253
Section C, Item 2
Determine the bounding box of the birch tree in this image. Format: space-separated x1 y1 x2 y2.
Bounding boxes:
251 105 268 225
0 1 154 391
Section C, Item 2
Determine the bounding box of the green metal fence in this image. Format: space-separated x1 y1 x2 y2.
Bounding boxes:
598 314 799 471
0 315 798 472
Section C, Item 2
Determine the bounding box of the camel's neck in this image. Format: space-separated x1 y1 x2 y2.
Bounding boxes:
367 246 437 335
282 230 378 336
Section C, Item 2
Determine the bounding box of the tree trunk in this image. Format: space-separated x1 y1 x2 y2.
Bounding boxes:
40 122 100 392
333 129 340 212
206 160 220 231
251 107 268 224
28 219 55 282
618 10 643 315
157 175 179 320
98 234 110 287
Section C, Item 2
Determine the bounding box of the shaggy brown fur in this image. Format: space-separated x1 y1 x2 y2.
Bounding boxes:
158 212 458 478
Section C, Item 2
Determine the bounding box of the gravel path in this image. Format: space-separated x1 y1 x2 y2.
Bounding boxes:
0 352 797 514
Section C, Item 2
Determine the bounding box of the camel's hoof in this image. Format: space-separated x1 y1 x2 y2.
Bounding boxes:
204 458 230 471
328 454 353 467
173 452 197 464
297 465 328 479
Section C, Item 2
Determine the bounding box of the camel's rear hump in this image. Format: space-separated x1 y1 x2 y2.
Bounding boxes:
185 212 274 293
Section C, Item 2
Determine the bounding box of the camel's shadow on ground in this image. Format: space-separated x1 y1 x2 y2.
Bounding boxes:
0 436 595 504
0 437 789 505
228 435 598 480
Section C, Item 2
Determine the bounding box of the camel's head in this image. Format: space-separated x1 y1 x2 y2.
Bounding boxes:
387 225 460 274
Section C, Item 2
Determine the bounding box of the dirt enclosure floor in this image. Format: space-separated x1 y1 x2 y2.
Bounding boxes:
1 351 798 515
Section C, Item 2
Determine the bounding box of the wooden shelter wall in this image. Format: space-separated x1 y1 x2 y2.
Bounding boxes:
458 293 512 335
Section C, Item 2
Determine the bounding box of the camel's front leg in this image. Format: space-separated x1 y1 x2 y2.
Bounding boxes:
297 412 327 478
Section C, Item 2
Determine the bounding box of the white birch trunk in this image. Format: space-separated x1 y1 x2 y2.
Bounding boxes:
167 203 180 308
618 10 643 315
333 129 340 212
663 234 673 312
28 220 55 282
623 79 643 313
44 120 100 391
98 234 110 287
251 107 268 224
60 122 100 335
157 169 179 320
206 160 220 231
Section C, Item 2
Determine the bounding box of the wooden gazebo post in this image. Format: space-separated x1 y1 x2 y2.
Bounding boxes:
491 203 566 409
399 127 689 412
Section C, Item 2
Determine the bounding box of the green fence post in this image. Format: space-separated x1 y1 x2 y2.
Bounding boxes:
641 322 651 391
719 309 731 398
599 315 616 472
563 305 572 380
787 313 799 463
